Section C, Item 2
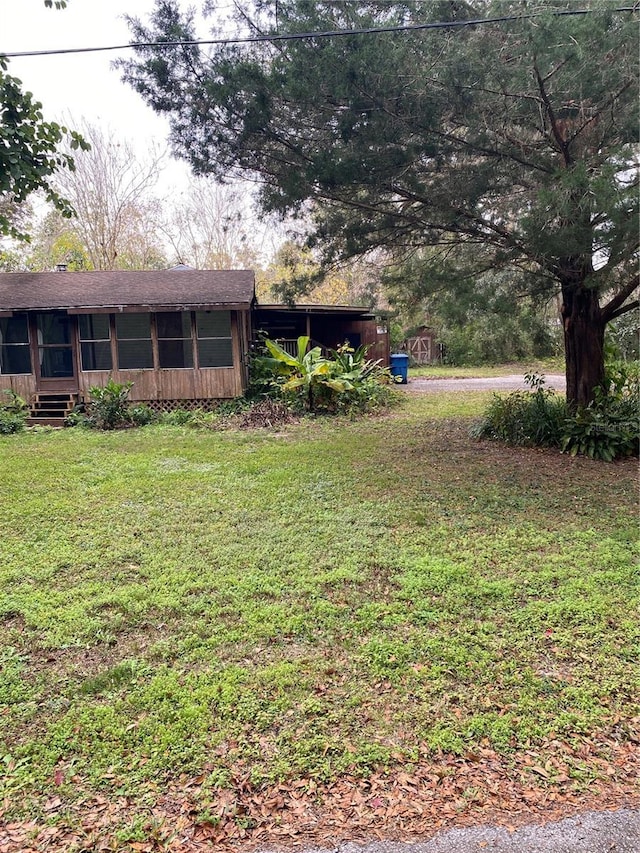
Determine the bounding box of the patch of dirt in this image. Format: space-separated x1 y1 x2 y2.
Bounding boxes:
20 623 173 687
218 401 300 431
0 613 25 633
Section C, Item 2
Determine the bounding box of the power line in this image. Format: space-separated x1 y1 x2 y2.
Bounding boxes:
2 6 637 59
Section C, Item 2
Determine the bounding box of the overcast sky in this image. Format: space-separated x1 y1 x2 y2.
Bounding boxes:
1 1 292 257
2 0 194 186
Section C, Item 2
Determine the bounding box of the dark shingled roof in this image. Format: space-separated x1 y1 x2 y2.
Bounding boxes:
0 269 256 312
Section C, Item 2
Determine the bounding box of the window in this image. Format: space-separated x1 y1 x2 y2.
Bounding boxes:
157 312 193 369
37 312 74 378
79 314 112 371
115 313 153 369
196 311 233 368
0 314 31 375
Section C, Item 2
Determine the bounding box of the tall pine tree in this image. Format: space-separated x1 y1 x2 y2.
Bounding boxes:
122 1 639 407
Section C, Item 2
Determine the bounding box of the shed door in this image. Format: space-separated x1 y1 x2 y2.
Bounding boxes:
34 312 78 391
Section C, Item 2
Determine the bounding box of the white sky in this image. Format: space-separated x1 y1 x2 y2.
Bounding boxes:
1 1 291 259
4 1 173 147
2 0 200 189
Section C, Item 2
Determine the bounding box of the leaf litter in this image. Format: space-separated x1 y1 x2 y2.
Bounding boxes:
1 732 638 852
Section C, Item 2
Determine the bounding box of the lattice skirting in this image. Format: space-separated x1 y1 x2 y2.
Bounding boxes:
135 399 225 414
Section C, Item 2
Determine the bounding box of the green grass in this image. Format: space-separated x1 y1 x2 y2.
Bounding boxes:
408 358 565 378
0 391 637 819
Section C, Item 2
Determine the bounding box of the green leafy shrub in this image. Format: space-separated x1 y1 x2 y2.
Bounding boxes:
561 362 639 461
159 408 198 426
472 373 567 447
252 336 393 414
64 406 89 428
245 337 280 400
560 403 638 461
262 336 341 411
604 359 639 398
130 404 156 426
0 390 28 434
158 407 216 428
85 379 134 430
325 343 394 414
212 399 250 418
474 366 639 461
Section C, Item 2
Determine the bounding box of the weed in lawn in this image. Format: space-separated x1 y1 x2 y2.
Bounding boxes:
0 648 33 706
80 660 144 696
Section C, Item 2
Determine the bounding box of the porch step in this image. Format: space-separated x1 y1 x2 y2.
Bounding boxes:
28 392 80 426
27 417 68 428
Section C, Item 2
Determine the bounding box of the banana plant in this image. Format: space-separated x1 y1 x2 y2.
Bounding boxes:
329 343 388 384
264 336 351 409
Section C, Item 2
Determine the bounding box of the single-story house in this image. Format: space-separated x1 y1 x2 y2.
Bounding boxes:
0 268 387 422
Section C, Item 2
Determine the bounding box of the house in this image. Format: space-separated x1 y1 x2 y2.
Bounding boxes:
0 268 254 421
0 268 388 423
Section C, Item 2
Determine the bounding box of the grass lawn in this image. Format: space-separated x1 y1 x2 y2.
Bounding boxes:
408 358 565 379
0 391 638 849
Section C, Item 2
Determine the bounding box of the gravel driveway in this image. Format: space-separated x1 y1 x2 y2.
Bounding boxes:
290 808 640 853
401 374 566 393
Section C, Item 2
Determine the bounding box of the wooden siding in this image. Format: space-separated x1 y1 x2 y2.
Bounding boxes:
1 310 247 403
347 319 390 366
2 373 36 401
78 366 241 401
4 361 243 402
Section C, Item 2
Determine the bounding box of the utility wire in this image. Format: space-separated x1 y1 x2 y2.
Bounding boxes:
2 6 637 59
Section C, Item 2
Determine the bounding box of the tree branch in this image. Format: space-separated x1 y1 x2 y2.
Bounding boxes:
533 59 570 165
601 274 640 323
609 298 639 321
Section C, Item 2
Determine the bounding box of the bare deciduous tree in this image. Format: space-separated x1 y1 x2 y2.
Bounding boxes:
162 178 261 270
54 121 166 270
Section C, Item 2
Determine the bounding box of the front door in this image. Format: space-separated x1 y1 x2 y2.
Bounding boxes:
34 312 77 391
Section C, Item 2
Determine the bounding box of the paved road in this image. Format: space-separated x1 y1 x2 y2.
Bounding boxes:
401 374 566 393
281 809 639 853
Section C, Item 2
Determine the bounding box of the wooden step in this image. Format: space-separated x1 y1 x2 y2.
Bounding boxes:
26 417 67 428
30 407 70 418
29 392 80 424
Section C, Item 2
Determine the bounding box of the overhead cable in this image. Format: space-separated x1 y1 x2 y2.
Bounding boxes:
2 6 637 59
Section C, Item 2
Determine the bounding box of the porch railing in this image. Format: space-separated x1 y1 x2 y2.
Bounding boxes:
273 338 330 357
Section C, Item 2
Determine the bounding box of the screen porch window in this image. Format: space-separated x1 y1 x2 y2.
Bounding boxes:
115 313 153 369
79 314 112 371
196 311 233 368
157 312 194 368
37 313 73 378
0 314 31 375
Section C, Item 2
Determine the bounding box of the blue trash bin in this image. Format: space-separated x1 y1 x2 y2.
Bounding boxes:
389 353 409 384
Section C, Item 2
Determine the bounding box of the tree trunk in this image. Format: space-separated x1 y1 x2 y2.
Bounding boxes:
561 282 605 411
